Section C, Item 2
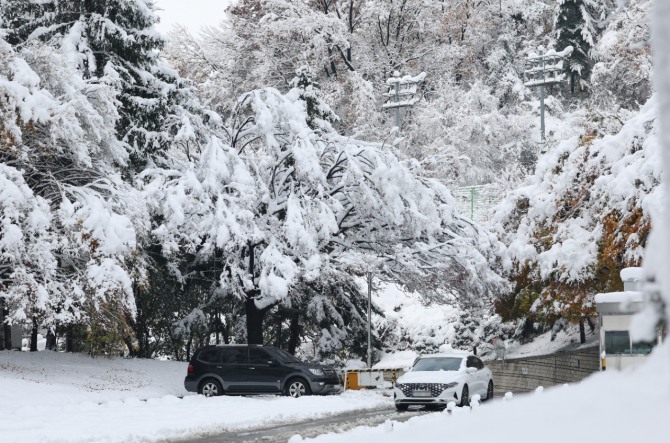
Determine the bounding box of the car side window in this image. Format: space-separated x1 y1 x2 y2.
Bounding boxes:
197 349 221 364
466 356 475 368
220 347 247 364
249 348 272 364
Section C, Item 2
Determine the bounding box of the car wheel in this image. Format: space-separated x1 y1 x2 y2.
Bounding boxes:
395 403 409 412
286 378 311 398
459 385 469 407
199 379 223 397
486 380 494 400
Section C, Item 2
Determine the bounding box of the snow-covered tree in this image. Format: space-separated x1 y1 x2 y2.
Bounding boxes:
165 0 558 182
140 76 508 351
0 163 59 351
289 66 339 132
554 0 607 94
590 0 651 110
3 0 210 169
0 32 137 349
452 310 480 353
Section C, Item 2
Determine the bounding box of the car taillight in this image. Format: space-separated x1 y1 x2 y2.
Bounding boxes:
187 363 194 374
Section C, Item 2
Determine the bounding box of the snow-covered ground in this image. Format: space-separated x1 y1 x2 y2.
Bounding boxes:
1 331 666 443
0 351 389 443
291 344 670 443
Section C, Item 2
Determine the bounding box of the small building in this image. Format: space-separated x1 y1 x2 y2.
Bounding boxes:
595 267 663 371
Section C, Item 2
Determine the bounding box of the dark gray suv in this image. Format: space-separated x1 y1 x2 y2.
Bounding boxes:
184 344 341 397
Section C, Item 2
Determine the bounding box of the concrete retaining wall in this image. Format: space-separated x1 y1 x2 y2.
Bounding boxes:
487 346 600 393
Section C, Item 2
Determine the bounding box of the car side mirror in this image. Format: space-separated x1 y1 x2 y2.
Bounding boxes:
466 367 477 374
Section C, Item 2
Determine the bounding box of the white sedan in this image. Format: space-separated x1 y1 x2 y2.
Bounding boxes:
393 352 493 411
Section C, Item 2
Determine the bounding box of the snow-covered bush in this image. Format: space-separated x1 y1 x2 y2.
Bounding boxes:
492 97 659 336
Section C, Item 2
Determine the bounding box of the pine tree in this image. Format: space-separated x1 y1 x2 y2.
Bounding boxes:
554 0 597 94
3 0 209 169
288 66 340 132
452 310 481 353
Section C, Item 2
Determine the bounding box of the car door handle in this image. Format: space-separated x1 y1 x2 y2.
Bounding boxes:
249 367 255 370
216 366 223 369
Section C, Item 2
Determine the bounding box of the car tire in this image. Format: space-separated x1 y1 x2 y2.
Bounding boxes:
486 380 494 401
285 378 311 398
395 403 409 412
199 379 223 397
459 385 469 407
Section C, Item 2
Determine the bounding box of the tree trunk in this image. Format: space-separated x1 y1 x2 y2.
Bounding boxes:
579 318 586 344
586 316 596 333
123 335 137 357
222 315 230 345
3 322 10 350
245 295 267 345
135 319 149 358
287 310 301 355
30 317 38 352
274 312 283 348
0 300 5 351
244 242 268 345
46 329 57 350
66 325 74 352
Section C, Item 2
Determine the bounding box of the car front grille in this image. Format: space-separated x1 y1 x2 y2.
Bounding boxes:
396 383 451 398
322 369 337 377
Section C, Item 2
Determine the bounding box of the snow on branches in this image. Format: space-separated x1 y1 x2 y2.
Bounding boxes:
140 81 508 346
492 98 660 326
0 26 145 347
0 163 58 325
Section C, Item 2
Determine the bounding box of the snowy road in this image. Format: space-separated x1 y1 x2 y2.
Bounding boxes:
180 407 429 443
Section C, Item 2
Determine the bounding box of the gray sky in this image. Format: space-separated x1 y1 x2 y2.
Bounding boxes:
154 0 231 34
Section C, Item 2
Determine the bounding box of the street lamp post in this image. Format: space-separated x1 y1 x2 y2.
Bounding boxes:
524 45 573 144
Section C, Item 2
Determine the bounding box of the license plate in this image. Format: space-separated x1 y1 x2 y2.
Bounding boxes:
412 390 431 397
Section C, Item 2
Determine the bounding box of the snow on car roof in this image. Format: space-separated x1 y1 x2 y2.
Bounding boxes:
417 352 469 359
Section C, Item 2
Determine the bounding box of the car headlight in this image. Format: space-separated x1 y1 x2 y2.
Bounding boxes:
309 368 324 376
444 382 458 389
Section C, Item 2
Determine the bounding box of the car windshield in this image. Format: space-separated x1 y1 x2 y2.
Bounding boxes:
412 357 462 372
273 348 302 364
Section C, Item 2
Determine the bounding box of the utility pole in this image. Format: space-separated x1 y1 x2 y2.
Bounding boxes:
370 71 426 367
524 45 573 144
367 270 372 368
382 71 426 131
